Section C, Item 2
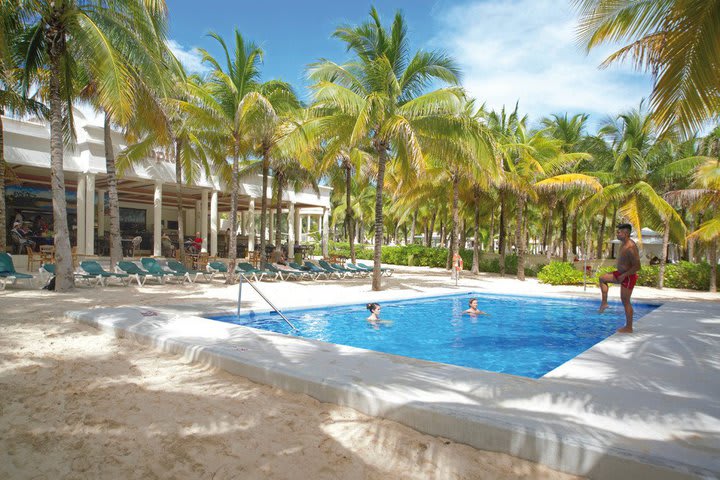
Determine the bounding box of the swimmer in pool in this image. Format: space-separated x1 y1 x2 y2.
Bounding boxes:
366 303 392 328
463 298 487 315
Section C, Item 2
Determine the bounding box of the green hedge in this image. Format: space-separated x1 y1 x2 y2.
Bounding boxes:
322 242 544 277
538 261 711 291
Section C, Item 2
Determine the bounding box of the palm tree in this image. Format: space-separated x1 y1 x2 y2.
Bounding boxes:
1 6 48 250
193 30 298 271
309 8 463 290
573 0 720 136
15 0 162 291
666 126 720 291
584 107 687 272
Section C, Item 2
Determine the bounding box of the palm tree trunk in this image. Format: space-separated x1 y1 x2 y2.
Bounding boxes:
561 202 568 262
227 146 239 276
499 192 506 276
428 212 436 247
259 147 270 262
0 112 6 251
345 164 355 263
372 142 388 291
410 211 417 245
687 215 695 261
516 195 526 281
488 205 495 254
571 213 578 256
658 217 670 288
446 229 455 270
597 207 607 259
546 205 554 260
451 173 460 265
472 188 480 274
459 218 467 251
48 40 74 291
174 139 186 263
710 238 717 293
104 112 122 267
274 174 284 250
439 220 445 247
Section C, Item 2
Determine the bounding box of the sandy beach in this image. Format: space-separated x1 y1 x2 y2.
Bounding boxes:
1 265 716 479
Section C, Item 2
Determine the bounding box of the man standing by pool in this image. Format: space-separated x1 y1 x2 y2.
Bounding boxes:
598 223 641 333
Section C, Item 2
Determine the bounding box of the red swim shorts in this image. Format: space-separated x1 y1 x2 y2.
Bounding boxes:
613 271 638 290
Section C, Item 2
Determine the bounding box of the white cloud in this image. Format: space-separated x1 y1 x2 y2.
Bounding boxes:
167 39 209 75
432 0 654 125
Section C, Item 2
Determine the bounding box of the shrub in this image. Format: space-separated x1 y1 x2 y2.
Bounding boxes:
538 262 585 285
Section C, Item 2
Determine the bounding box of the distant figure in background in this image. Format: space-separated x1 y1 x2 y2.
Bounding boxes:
649 255 661 265
271 248 286 264
32 215 48 235
161 231 175 258
187 232 202 254
13 210 24 225
598 223 641 333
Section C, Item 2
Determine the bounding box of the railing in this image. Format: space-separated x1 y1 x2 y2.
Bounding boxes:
236 274 297 331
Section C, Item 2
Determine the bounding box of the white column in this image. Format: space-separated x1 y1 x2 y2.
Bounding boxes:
97 189 105 236
322 207 329 258
239 211 244 235
294 206 301 246
85 173 95 255
153 181 162 257
306 215 311 243
210 190 218 257
288 202 295 258
194 200 201 236
248 198 255 252
201 190 209 252
269 209 275 245
76 175 86 255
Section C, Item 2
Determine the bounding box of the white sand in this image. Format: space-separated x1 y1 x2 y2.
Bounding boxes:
1 265 715 479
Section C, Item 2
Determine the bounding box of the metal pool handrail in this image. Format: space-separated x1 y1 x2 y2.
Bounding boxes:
236 274 298 331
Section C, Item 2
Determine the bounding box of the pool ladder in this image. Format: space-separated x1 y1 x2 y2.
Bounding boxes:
236 274 298 331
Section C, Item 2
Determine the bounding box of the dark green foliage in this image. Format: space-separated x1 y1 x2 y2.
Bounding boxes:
321 243 544 276
539 261 711 290
537 262 585 285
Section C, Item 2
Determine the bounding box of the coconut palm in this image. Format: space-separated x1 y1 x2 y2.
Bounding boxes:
573 0 720 136
1 7 48 251
192 30 299 270
309 7 463 290
14 0 164 291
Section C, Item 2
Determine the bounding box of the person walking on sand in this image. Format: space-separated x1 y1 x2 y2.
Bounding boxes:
598 223 641 333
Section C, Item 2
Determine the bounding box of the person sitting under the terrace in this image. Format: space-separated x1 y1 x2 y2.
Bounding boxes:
11 221 35 252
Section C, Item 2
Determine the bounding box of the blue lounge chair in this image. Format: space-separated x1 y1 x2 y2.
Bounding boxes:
141 258 187 283
41 263 103 286
317 260 349 279
331 261 362 277
303 261 333 279
207 261 229 280
0 252 35 289
353 262 394 277
117 261 165 286
290 262 326 280
275 263 316 280
167 259 211 283
263 262 303 281
235 262 272 282
80 260 130 286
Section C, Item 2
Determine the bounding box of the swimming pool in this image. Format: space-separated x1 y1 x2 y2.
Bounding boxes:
208 292 660 378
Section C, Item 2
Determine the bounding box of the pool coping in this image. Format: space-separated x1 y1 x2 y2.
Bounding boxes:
66 291 720 479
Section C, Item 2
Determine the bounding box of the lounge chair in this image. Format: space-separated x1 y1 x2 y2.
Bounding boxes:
207 261 229 280
263 262 303 281
167 260 211 283
275 263 316 280
117 261 165 286
330 261 362 277
80 260 130 286
41 263 103 287
344 263 369 276
235 262 271 282
0 252 35 289
141 258 187 284
290 262 327 280
302 261 333 279
317 260 349 279
352 262 394 277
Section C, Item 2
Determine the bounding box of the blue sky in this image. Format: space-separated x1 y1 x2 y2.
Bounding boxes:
165 0 654 131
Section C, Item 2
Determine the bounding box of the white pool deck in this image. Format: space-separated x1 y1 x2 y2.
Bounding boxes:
66 279 720 479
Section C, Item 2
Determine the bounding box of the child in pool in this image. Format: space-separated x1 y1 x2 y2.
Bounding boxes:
463 298 488 315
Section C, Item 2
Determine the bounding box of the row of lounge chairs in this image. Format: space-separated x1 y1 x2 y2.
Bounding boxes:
207 259 394 283
1 251 393 290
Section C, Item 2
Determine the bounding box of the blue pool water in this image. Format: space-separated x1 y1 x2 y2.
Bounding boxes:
208 293 660 378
